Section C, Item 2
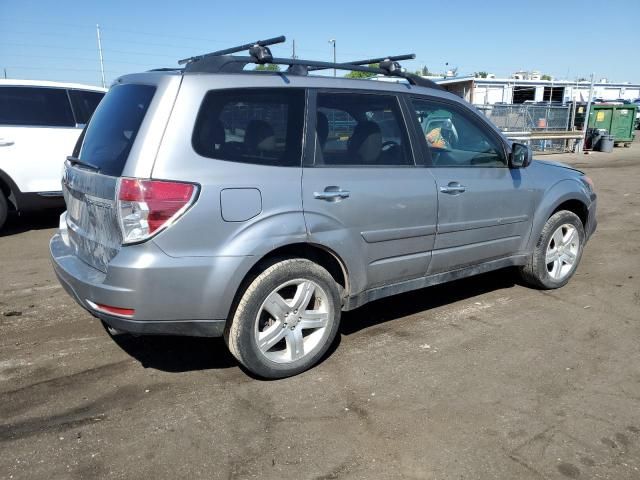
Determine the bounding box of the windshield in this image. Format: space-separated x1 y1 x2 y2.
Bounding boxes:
78 84 156 176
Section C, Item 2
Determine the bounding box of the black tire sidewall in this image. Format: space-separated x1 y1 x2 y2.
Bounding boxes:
228 260 341 379
533 211 585 289
0 193 7 230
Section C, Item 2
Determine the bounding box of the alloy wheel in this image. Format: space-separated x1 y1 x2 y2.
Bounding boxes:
254 279 331 364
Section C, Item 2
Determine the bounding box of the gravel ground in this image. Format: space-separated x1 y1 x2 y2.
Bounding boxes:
1 139 639 480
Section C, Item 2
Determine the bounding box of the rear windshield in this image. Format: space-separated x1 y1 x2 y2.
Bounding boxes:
79 84 155 177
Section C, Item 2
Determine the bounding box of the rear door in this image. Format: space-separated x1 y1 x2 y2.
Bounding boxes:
302 90 438 294
0 86 79 193
407 96 534 274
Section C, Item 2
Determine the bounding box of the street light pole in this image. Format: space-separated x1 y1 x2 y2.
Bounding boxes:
329 39 336 77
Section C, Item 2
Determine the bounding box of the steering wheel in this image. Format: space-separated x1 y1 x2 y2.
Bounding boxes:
441 127 459 148
381 140 399 151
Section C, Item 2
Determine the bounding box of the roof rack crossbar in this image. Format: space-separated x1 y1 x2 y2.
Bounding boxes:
178 35 286 65
180 47 444 90
307 54 415 71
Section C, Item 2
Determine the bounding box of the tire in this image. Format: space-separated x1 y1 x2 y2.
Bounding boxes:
225 259 341 379
519 210 585 289
0 193 8 231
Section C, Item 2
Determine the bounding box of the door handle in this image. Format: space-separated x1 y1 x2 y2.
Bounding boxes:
439 182 466 194
0 139 14 147
313 189 350 201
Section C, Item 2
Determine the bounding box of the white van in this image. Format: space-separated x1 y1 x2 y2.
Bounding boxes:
0 80 106 229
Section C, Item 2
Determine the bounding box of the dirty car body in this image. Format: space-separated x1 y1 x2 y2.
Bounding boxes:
50 44 597 377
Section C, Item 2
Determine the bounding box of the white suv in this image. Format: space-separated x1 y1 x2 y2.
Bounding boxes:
0 80 106 229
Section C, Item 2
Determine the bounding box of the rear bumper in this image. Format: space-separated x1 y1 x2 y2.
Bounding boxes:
50 215 253 337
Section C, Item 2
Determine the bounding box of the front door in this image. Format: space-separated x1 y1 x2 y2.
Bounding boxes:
302 91 438 295
408 96 534 274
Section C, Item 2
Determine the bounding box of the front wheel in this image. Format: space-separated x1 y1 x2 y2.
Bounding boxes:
225 259 341 379
519 210 585 289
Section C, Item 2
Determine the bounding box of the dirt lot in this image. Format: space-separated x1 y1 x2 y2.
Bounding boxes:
1 141 639 480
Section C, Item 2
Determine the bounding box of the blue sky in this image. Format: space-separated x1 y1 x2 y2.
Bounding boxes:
1 0 639 87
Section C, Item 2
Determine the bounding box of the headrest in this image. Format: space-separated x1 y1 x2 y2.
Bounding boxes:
245 120 276 153
348 121 382 164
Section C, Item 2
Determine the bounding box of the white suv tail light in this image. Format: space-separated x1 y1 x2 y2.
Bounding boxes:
117 178 198 244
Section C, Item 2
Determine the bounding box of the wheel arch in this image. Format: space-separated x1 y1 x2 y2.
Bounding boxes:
527 179 591 251
0 168 18 210
248 242 348 293
226 242 350 323
551 199 588 228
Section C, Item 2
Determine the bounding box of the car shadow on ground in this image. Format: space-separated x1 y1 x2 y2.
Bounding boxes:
109 269 519 375
111 335 238 373
340 269 519 335
0 209 63 237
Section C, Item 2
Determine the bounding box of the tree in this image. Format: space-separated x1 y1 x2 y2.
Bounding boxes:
541 74 552 81
414 65 431 76
577 77 588 82
345 63 378 79
254 64 281 72
474 71 488 78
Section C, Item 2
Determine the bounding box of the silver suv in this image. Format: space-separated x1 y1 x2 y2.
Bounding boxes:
50 37 597 378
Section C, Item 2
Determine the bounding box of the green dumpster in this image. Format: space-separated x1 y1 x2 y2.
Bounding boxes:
588 104 637 146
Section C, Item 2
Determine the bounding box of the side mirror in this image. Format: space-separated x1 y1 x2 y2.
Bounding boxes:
509 142 532 168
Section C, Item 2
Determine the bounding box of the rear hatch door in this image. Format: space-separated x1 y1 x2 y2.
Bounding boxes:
63 76 180 272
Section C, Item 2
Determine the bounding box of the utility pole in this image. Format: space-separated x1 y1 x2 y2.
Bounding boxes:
96 24 106 88
328 39 336 77
3 68 6 79
292 39 296 59
579 73 595 153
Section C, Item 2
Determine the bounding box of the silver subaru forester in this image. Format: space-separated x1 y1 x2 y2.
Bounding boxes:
50 37 597 378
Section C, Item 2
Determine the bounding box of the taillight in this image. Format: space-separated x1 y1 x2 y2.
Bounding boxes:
86 300 135 318
117 178 198 244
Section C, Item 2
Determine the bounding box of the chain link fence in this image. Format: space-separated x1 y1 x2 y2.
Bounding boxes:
475 104 573 152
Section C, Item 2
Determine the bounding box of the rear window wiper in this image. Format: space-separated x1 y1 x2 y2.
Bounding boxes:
67 156 101 172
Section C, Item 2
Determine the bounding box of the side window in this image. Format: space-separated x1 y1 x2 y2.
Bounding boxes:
315 92 412 166
68 90 105 125
192 88 305 167
0 86 75 127
410 98 506 167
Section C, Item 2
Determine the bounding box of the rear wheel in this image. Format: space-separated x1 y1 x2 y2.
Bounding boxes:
519 210 585 289
0 193 8 230
225 259 341 379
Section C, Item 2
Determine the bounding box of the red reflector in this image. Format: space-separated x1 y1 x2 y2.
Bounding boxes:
118 178 196 234
96 303 135 317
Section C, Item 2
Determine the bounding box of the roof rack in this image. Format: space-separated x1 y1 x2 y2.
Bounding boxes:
177 35 443 90
307 54 416 71
178 35 286 65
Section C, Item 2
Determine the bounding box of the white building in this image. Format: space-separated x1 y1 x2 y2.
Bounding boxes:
436 76 640 105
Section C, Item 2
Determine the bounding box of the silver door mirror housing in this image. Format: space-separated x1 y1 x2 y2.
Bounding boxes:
509 142 532 168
